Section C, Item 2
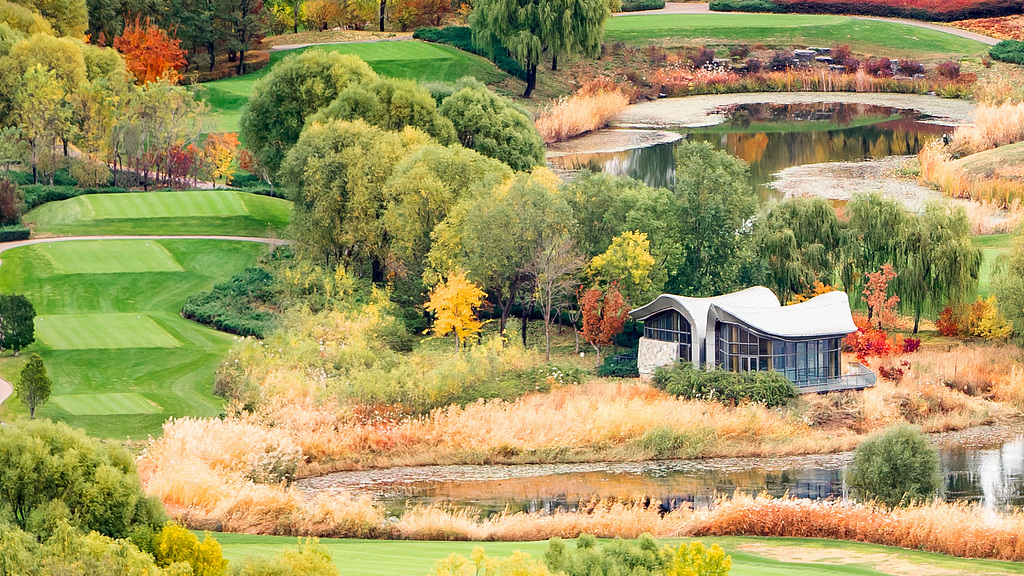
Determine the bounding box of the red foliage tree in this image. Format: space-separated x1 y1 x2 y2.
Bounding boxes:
580 284 629 368
862 264 900 330
114 16 188 85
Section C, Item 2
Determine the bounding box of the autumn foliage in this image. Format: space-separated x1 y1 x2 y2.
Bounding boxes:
425 272 487 351
114 16 188 85
580 284 629 365
862 264 899 330
203 133 240 183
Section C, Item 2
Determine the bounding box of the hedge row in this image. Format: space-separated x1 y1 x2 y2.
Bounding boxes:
0 225 30 242
413 26 528 80
710 0 1021 21
621 0 666 11
181 267 279 338
21 185 128 210
652 362 798 407
991 40 1024 65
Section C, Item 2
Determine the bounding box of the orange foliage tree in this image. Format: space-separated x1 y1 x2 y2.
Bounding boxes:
114 16 188 85
863 264 899 329
579 284 629 367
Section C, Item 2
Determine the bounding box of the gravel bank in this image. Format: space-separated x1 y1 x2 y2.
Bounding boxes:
614 93 977 129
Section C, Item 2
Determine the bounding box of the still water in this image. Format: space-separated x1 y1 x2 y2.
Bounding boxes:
297 433 1024 516
549 102 951 201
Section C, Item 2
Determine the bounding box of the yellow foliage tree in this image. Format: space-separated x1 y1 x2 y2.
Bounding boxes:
968 296 1013 341
425 272 487 351
204 132 240 183
588 230 657 305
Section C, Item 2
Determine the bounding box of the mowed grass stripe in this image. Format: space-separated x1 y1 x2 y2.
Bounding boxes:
86 191 249 219
36 313 182 349
40 240 184 274
52 392 160 415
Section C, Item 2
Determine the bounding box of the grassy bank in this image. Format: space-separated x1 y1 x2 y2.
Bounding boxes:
0 239 271 438
605 14 988 57
976 232 1013 297
211 532 1024 575
200 41 506 132
25 190 292 237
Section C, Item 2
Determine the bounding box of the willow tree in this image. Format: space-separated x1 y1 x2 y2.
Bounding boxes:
900 203 981 333
471 0 608 97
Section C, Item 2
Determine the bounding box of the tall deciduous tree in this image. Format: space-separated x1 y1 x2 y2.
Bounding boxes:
588 230 658 306
16 353 49 418
114 16 188 84
425 271 487 351
240 49 377 176
668 140 755 296
900 204 980 333
470 0 607 97
579 284 628 367
863 264 899 330
428 168 570 334
0 293 35 354
438 78 544 171
13 0 88 36
14 64 71 184
531 232 584 360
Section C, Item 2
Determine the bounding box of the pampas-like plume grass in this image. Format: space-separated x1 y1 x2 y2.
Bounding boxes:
919 141 1024 209
535 80 630 144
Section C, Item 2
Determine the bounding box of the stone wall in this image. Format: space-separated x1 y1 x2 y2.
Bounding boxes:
637 337 678 375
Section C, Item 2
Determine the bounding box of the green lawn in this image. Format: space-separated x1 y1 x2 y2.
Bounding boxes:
25 190 292 237
606 14 988 58
976 233 1012 298
210 534 1024 576
0 239 271 438
200 40 506 133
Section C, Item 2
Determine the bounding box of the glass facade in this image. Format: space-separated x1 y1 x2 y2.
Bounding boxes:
643 311 692 363
715 322 842 387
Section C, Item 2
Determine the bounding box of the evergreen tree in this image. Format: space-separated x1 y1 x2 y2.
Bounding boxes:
0 293 35 354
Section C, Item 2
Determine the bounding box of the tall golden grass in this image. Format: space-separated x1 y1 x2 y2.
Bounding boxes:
535 80 630 144
919 141 1024 209
950 102 1024 155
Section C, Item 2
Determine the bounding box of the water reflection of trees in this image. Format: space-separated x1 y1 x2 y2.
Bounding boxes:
551 106 948 203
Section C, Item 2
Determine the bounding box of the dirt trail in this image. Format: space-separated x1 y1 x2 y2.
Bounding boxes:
614 2 1000 45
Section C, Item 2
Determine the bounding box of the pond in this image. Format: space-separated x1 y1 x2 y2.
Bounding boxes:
296 430 1024 516
548 102 952 202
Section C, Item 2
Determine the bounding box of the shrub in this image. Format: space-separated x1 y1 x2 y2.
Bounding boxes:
0 225 30 241
413 26 527 80
865 56 895 77
620 0 665 11
831 44 853 64
897 59 925 76
69 158 112 188
847 425 939 507
729 45 750 59
709 0 780 12
0 178 22 225
598 351 639 377
543 534 732 576
937 60 961 80
902 338 921 353
182 267 279 338
841 57 861 72
745 58 763 74
652 362 798 407
935 298 1013 341
153 524 229 575
769 51 794 71
690 47 716 69
20 184 128 210
990 39 1024 65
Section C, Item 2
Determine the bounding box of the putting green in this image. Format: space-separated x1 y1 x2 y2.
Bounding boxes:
52 392 160 415
85 190 248 219
40 240 184 274
35 313 182 350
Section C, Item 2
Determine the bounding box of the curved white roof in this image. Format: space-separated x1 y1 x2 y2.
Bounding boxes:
629 286 780 324
710 290 857 339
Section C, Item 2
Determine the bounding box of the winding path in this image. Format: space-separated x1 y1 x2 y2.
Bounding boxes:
614 2 1000 46
0 235 289 411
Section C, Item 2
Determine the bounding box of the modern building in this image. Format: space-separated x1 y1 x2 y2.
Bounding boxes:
630 287 876 393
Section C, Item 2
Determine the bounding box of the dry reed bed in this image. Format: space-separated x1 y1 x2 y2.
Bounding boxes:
535 82 630 143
